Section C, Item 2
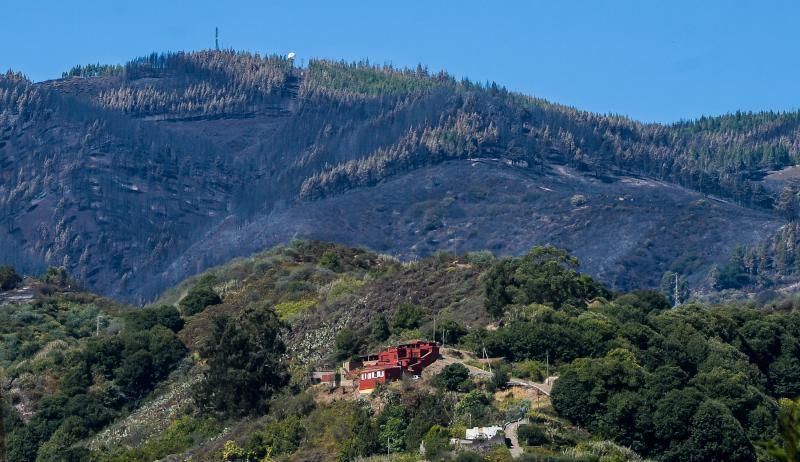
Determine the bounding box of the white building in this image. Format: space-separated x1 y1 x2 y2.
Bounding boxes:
465 425 503 440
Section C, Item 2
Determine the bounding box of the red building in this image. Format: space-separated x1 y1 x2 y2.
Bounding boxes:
357 341 440 392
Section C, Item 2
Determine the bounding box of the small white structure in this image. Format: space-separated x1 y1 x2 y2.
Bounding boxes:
465 426 503 440
451 425 506 452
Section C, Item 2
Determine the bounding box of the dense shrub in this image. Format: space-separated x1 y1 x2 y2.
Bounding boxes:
454 452 483 462
0 265 21 291
179 283 221 316
125 304 183 332
43 266 68 286
6 322 186 461
392 302 424 330
96 416 221 461
436 363 471 391
518 424 548 446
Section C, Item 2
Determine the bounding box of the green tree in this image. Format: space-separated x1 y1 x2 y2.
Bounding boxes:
179 283 221 316
392 302 424 330
677 400 755 462
740 319 783 368
43 266 68 286
436 363 470 391
318 251 342 271
760 398 800 462
769 353 800 398
433 318 468 345
114 350 155 399
455 390 492 421
614 289 671 313
490 363 510 391
485 258 517 317
652 387 704 449
371 315 390 341
485 246 608 316
1 396 23 459
776 184 800 221
126 304 184 332
380 416 407 454
197 303 288 416
551 349 646 429
246 415 306 457
35 416 90 462
402 392 453 451
0 265 21 291
335 328 362 360
147 326 187 377
6 427 39 462
422 425 450 460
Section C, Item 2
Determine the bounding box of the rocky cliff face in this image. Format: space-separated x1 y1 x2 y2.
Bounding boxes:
0 52 797 302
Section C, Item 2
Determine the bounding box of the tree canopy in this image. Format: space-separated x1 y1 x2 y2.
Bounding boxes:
485 246 608 317
197 303 288 417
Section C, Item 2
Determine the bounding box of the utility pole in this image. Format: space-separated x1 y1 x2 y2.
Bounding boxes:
96 315 101 337
432 314 436 344
546 350 549 382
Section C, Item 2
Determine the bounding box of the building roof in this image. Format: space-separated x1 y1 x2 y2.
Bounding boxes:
465 426 503 440
360 363 402 373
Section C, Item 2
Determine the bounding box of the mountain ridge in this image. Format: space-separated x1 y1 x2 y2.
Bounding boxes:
2 50 799 302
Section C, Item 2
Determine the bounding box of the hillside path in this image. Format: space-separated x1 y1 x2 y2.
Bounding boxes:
505 417 529 458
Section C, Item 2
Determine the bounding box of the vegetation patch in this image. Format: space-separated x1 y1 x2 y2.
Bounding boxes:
274 299 316 320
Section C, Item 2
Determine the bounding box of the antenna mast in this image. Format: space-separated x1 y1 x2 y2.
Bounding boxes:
674 273 679 307
215 27 219 50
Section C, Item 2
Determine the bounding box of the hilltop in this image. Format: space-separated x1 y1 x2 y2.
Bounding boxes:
2 51 800 302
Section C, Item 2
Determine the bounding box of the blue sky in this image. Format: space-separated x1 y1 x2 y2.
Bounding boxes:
2 0 798 122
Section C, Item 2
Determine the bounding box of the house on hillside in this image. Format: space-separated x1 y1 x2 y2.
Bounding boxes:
355 340 440 392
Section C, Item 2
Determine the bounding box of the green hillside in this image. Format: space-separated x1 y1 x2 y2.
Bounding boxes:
1 241 797 461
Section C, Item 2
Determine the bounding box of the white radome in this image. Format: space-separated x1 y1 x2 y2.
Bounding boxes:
287 52 296 60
